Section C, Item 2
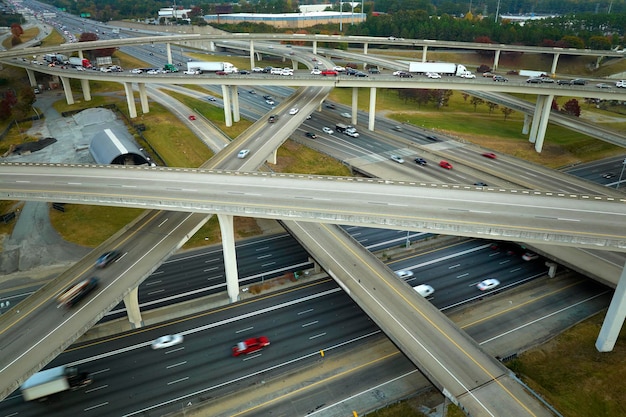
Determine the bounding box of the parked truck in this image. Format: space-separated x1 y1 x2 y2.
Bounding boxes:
20 366 93 401
408 62 471 77
186 61 238 73
68 57 92 68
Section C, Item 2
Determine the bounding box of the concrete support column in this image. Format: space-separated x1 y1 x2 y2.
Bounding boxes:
77 50 84 59
59 76 74 105
313 41 317 55
165 43 172 64
545 262 558 278
422 46 428 62
25 69 37 87
534 94 553 153
291 60 297 70
221 84 233 127
123 82 137 118
309 257 321 273
217 214 240 303
596 263 626 352
138 83 149 114
231 86 240 123
363 43 368 55
522 113 531 135
550 53 560 76
493 49 501 70
79 79 91 101
249 40 255 70
528 95 547 144
123 287 143 328
594 56 602 69
351 87 359 125
368 87 377 131
266 149 278 165
208 41 216 52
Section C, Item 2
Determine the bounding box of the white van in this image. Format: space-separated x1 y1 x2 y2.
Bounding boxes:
270 67 282 75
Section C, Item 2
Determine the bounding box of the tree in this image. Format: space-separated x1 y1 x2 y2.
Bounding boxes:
501 107 514 120
563 99 581 117
79 32 116 58
551 99 559 111
486 102 499 114
10 23 23 46
470 97 484 111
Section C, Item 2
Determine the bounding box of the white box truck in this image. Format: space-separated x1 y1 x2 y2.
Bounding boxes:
186 61 238 73
519 69 548 78
20 366 92 401
408 62 471 77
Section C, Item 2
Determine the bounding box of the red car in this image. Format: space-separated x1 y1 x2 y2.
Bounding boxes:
321 70 338 76
439 160 453 169
188 115 196 121
482 152 497 159
216 70 227 75
232 336 270 356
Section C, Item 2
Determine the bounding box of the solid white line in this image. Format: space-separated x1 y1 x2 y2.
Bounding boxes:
309 333 326 339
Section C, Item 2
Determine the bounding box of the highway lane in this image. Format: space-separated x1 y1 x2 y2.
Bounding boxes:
0 247 597 416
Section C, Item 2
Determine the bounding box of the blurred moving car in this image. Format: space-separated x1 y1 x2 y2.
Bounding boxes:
237 149 250 159
151 334 184 350
188 115 196 120
522 252 539 261
232 336 270 356
305 132 318 139
289 107 299 115
95 251 122 268
322 127 334 134
477 279 500 291
414 157 427 165
394 270 413 279
268 115 278 123
482 152 497 159
390 155 405 164
57 277 99 308
439 160 453 169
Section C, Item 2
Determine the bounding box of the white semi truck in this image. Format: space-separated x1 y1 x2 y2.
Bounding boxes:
20 366 92 401
408 62 472 77
186 61 238 73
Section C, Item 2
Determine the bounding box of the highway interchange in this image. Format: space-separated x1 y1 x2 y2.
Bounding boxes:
1 2 624 412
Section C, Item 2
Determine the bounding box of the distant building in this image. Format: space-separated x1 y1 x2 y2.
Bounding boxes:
499 14 558 25
203 11 365 29
158 7 192 23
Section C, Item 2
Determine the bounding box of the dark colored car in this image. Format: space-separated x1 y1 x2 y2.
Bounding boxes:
346 67 358 75
238 70 250 75
482 152 497 159
354 71 368 77
474 182 488 186
556 79 571 85
57 277 99 308
268 115 278 123
325 103 336 109
493 75 508 82
526 77 543 83
397 71 413 78
368 68 381 74
571 78 587 85
305 132 318 139
95 250 122 268
232 336 270 356
215 70 227 75
414 157 427 165
263 95 273 100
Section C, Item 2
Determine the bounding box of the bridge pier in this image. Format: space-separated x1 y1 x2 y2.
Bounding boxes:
217 214 240 303
368 87 377 131
362 42 367 55
138 83 149 114
493 49 501 70
550 53 560 76
79 79 91 101
351 87 358 125
522 114 531 134
249 40 255 70
266 148 278 165
165 43 172 64
421 45 428 62
528 94 552 152
59 76 74 105
124 82 137 118
596 263 626 352
313 41 317 55
222 84 233 127
232 86 240 123
123 287 144 328
25 68 37 87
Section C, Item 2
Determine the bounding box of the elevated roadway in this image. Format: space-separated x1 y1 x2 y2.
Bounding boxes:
0 163 624 253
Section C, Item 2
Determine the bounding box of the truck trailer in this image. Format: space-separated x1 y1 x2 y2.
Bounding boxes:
20 366 92 401
68 57 91 68
335 123 360 137
519 69 548 78
186 61 238 73
408 62 471 77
